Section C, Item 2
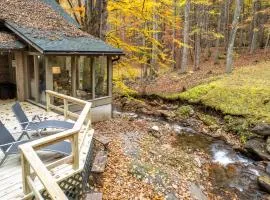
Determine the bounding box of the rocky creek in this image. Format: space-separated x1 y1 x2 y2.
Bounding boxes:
114 110 270 199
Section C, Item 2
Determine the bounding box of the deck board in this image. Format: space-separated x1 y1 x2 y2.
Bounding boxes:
0 100 94 199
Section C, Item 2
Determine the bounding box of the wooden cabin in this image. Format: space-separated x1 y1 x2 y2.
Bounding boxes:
0 0 123 122
0 0 123 199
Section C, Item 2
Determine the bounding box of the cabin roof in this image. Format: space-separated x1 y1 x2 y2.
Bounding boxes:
0 32 26 50
0 0 123 55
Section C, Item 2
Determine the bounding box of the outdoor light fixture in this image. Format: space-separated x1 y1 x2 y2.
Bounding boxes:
52 66 61 74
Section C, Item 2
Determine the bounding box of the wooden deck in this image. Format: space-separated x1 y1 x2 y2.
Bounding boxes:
0 99 94 200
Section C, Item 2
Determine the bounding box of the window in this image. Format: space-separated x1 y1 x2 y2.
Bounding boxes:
48 56 72 96
46 55 110 101
77 56 109 100
95 56 108 98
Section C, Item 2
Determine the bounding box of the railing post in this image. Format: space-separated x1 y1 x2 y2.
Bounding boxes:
72 133 79 170
63 99 68 120
21 153 31 195
46 92 51 112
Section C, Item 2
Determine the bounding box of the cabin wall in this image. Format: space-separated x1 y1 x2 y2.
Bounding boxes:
0 53 17 100
0 54 10 83
14 52 26 101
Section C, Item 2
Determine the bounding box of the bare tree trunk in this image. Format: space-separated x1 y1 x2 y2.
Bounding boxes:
194 4 202 71
180 0 190 73
239 3 245 49
265 32 270 53
224 0 231 51
226 0 243 74
172 0 177 69
204 6 211 60
214 2 224 64
85 0 108 40
150 0 159 78
250 0 260 53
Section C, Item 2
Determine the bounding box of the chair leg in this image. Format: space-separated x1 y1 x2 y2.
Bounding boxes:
17 132 24 141
0 154 9 167
17 131 31 141
37 129 42 137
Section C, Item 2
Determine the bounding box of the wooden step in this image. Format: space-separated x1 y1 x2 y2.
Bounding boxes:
91 150 108 173
85 192 102 200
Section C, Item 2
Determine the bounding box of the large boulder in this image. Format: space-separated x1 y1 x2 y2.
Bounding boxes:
252 124 270 136
245 138 270 161
258 176 270 193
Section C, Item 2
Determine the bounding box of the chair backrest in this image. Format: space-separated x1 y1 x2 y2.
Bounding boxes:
12 102 29 129
0 121 15 152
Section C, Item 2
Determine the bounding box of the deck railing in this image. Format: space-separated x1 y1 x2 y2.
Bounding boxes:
19 90 92 200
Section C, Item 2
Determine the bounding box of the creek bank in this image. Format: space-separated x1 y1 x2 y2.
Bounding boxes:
114 95 270 196
114 96 242 149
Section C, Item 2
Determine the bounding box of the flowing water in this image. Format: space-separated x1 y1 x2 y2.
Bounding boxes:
172 124 267 199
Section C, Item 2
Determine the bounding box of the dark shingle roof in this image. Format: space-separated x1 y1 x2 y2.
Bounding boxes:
41 0 79 27
0 0 123 55
0 31 26 50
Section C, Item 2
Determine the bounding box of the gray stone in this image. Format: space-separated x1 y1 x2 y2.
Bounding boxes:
151 125 160 132
190 183 207 200
86 192 102 200
165 193 178 200
258 176 270 193
181 127 196 134
91 150 108 173
267 137 270 154
149 126 161 138
266 163 270 175
245 138 270 161
173 125 196 135
157 110 176 119
252 124 270 136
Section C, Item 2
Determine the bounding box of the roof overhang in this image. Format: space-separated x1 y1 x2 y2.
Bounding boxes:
0 30 26 51
4 22 44 53
5 22 124 56
43 51 125 56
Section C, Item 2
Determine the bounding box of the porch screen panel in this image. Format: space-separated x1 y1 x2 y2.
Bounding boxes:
48 56 72 96
77 56 93 100
95 56 108 98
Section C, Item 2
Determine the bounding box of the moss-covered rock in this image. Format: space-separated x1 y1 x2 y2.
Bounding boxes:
176 105 194 118
198 113 218 126
223 115 252 143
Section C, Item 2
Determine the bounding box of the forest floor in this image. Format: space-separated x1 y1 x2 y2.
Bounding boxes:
126 49 270 95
